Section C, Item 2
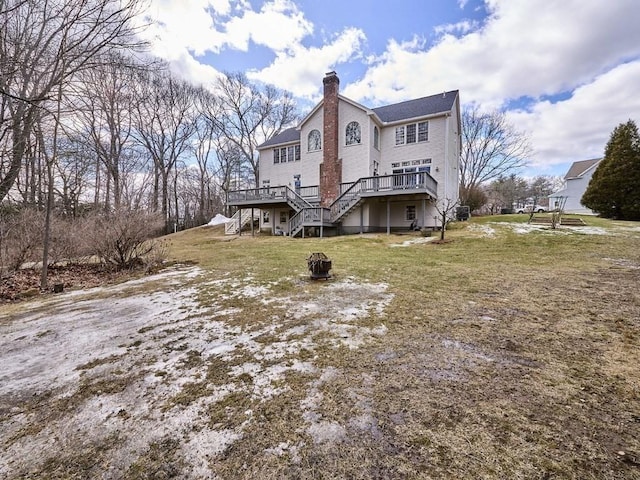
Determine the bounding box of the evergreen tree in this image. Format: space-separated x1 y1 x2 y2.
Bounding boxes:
582 120 640 220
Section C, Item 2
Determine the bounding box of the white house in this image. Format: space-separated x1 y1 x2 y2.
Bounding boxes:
549 158 602 215
227 72 461 237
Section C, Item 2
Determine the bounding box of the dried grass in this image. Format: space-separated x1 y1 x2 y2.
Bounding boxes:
2 217 639 479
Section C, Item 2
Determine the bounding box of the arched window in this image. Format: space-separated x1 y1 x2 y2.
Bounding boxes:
345 121 361 145
373 126 380 150
308 129 321 151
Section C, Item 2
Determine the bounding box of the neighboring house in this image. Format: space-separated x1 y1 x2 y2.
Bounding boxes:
227 71 461 237
549 158 602 215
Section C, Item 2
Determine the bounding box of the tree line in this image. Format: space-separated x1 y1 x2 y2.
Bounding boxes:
0 0 298 226
0 0 297 286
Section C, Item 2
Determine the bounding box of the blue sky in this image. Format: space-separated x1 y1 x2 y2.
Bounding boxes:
142 0 640 178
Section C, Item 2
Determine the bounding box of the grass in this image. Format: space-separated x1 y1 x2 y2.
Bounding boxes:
165 217 640 478
3 216 639 479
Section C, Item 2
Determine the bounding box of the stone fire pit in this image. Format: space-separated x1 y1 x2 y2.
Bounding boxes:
307 252 332 280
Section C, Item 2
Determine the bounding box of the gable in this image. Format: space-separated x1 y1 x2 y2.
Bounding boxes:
564 158 601 179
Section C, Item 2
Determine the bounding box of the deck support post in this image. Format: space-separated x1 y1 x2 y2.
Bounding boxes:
386 199 391 235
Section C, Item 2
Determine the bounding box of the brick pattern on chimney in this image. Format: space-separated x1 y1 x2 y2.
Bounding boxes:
320 72 342 207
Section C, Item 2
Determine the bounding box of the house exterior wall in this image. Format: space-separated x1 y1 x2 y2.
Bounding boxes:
338 101 371 183
549 162 599 214
342 198 439 231
259 141 306 190
378 117 445 173
252 74 461 235
550 177 595 214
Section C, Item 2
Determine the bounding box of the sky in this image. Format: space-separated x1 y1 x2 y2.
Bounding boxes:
140 0 640 177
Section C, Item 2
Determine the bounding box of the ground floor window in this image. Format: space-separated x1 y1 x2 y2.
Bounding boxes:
279 211 288 223
262 211 270 223
406 205 416 221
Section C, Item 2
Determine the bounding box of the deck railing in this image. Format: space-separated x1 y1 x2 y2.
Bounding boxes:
289 207 331 237
330 172 437 221
227 185 314 211
228 172 437 234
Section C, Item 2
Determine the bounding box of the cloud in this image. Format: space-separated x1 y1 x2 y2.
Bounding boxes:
142 0 312 60
247 27 367 99
336 0 640 172
224 0 313 52
508 60 640 171
143 0 232 57
344 0 640 107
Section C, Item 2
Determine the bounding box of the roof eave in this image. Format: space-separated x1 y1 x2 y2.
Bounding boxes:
378 110 451 127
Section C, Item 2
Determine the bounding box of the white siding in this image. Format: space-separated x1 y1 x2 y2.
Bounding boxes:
338 101 371 182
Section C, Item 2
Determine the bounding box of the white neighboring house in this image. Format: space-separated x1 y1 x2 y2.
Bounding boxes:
549 158 602 214
227 71 461 237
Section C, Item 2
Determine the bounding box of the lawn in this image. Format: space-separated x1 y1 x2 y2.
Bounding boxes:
1 216 639 479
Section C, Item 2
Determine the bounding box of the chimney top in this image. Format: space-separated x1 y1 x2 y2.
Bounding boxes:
323 71 339 85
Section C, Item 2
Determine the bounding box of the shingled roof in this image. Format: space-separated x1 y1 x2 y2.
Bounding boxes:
259 127 300 148
258 89 459 148
564 158 601 179
372 90 459 123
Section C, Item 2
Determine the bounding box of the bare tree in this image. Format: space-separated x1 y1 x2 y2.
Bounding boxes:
213 73 298 186
434 197 459 241
71 54 144 211
460 106 531 205
0 0 146 202
132 70 199 229
46 135 92 217
192 88 225 223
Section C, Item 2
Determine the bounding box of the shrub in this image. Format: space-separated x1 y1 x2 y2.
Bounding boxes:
0 208 45 274
89 210 165 270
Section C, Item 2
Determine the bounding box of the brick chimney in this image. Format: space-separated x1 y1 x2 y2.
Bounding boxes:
320 71 342 207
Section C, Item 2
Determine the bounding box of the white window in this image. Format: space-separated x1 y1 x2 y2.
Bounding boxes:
406 124 416 144
396 121 429 145
418 121 428 142
308 130 321 151
346 121 361 145
274 145 301 163
373 126 379 150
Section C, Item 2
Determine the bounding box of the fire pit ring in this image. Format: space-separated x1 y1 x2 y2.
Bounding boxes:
307 252 332 280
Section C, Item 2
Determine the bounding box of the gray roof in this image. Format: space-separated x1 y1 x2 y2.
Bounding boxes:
258 89 459 148
564 158 601 179
372 90 459 123
259 127 300 148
